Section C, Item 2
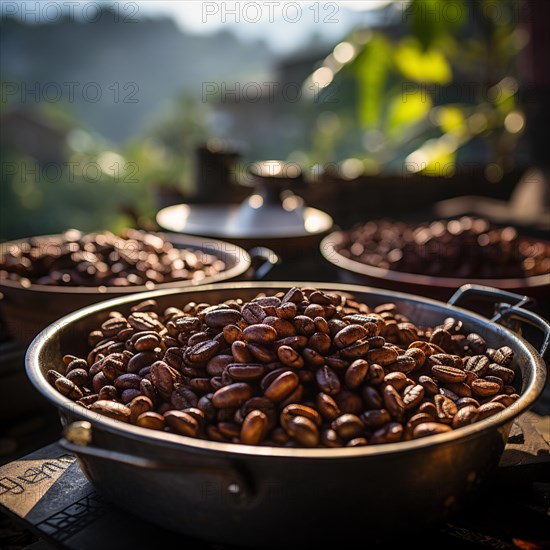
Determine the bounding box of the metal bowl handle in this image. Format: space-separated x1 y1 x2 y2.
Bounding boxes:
60 421 254 503
448 284 550 357
246 247 280 280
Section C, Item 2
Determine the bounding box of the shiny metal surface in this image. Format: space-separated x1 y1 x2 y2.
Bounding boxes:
26 282 548 547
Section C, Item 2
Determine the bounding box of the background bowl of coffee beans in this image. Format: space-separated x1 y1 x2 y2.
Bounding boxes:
25 282 548 547
0 229 257 345
321 217 550 301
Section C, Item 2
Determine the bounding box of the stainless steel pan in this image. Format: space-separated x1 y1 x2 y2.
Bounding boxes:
25 283 548 547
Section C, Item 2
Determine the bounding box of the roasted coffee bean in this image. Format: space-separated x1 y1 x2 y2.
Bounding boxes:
212 383 252 408
281 403 322 429
204 308 242 328
284 416 319 447
383 385 405 421
277 345 304 368
243 324 278 344
434 394 458 423
98 385 119 401
389 355 417 374
55 376 83 400
366 363 385 385
134 334 160 352
477 401 506 420
150 361 181 401
345 359 369 389
431 365 467 384
361 408 392 429
89 400 131 422
487 364 515 385
164 410 199 437
471 379 501 397
334 390 363 415
466 333 487 355
408 412 436 428
321 428 344 447
65 357 89 373
302 347 325 367
370 422 403 444
227 363 266 381
430 328 452 350
452 405 479 428
264 371 300 403
413 422 452 439
187 339 221 364
241 410 269 445
136 411 166 430
331 414 365 440
316 392 341 421
308 332 332 355
316 365 341 395
465 355 490 377
66 368 90 388
418 375 439 395
128 351 157 374
128 395 153 423
367 346 398 366
171 385 199 409
444 382 472 398
383 372 409 392
456 397 480 409
263 316 296 338
362 385 383 410
334 325 368 349
418 401 438 418
403 384 425 409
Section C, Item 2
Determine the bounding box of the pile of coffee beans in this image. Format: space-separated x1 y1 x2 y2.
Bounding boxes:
0 229 226 287
335 217 550 279
47 287 520 448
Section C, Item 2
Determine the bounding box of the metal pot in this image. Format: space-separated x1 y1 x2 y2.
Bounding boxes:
321 230 550 302
0 233 276 345
25 283 548 547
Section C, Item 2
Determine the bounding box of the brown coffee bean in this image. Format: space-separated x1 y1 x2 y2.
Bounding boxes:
101 317 128 338
383 385 405 421
408 412 436 428
113 373 141 391
334 325 368 349
362 385 383 410
55 377 83 400
128 395 153 423
366 363 385 385
243 324 278 344
452 405 479 428
444 382 472 398
164 410 199 437
308 332 332 354
434 394 457 423
302 347 325 367
361 408 391 429
477 401 506 420
493 346 514 367
136 411 165 430
490 394 516 407
284 416 319 447
171 385 198 409
465 355 490 377
344 359 369 389
418 401 438 418
128 312 162 332
465 333 486 355
134 334 160 352
315 365 341 395
204 308 242 328
276 335 308 351
98 385 118 401
277 345 304 368
227 363 266 381
331 414 365 440
65 358 89 373
367 346 398 367
187 339 221 364
383 372 409 392
89 400 131 422
240 410 269 445
370 422 403 444
430 328 452 350
264 371 300 403
281 404 322 434
128 351 157 374
487 364 515 385
276 301 297 319
402 384 425 410
150 361 180 401
389 355 417 374
418 375 439 395
293 315 316 336
471 379 501 397
66 368 90 388
316 392 341 421
431 365 467 384
413 422 452 439
211 382 252 409
321 428 344 447
367 335 385 349
456 397 480 409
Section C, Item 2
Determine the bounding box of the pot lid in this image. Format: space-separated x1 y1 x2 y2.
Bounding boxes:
156 160 333 239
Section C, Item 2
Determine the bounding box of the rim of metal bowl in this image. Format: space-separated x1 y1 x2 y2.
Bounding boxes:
321 231 550 291
0 232 251 294
26 281 547 460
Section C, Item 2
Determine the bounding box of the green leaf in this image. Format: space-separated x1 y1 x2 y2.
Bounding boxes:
387 89 432 139
394 38 452 84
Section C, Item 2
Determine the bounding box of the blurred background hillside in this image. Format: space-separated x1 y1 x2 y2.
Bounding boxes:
1 0 548 240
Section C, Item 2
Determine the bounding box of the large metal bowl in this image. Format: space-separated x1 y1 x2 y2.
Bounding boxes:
25 282 548 547
321 230 550 302
0 233 254 345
